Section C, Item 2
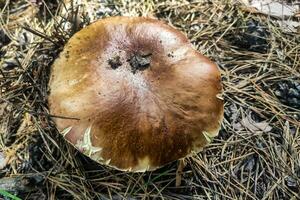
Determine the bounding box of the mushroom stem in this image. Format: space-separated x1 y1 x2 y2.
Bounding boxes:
175 159 186 187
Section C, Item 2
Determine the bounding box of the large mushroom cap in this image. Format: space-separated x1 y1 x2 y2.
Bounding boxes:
48 16 224 172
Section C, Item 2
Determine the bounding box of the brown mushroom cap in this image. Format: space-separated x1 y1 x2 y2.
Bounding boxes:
48 16 224 172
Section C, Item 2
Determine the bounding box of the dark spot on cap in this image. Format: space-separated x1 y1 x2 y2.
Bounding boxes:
167 53 174 58
128 53 152 74
108 55 122 69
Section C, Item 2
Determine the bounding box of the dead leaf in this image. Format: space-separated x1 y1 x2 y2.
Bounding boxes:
241 114 272 132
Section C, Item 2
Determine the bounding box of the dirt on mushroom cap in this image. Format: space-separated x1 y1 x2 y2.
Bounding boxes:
48 16 224 172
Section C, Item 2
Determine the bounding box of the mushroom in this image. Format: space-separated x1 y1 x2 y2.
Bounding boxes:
48 16 224 172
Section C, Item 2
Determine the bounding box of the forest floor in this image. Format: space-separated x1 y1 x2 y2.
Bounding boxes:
0 0 300 199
